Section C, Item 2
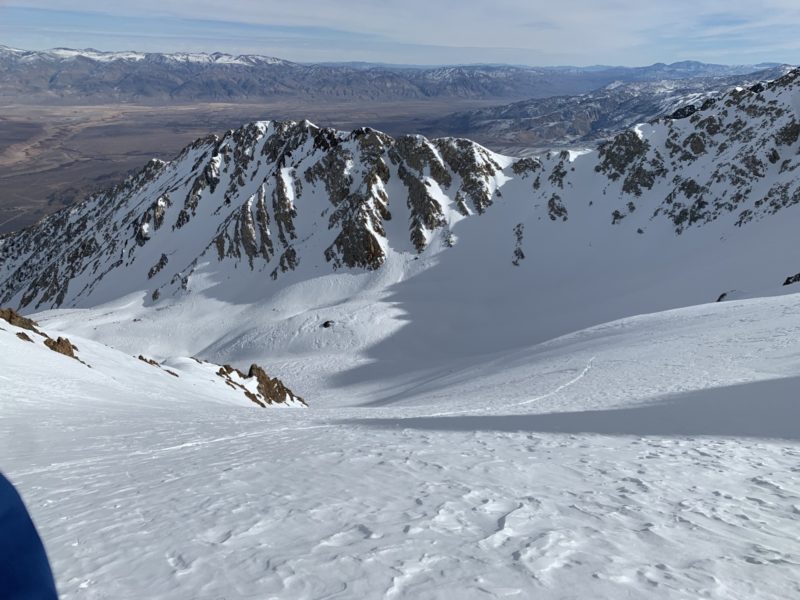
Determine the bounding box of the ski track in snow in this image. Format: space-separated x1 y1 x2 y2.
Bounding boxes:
4 295 800 599
425 357 596 417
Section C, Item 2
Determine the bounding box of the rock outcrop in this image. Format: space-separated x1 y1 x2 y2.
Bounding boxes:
216 364 306 407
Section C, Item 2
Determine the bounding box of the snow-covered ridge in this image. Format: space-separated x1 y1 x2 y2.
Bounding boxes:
0 120 511 310
430 65 794 150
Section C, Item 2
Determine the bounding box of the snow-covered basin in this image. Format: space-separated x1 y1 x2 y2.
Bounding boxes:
3 292 800 599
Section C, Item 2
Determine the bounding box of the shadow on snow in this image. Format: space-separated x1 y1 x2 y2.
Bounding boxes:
342 376 800 442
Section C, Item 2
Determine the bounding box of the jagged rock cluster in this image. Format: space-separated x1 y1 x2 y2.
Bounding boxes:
216 363 306 407
3 68 800 310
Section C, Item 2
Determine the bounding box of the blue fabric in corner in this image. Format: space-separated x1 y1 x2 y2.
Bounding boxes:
0 474 58 599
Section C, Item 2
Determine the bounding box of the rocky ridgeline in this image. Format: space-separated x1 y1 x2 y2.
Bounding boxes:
0 120 505 310
3 69 800 309
509 68 800 235
595 69 800 232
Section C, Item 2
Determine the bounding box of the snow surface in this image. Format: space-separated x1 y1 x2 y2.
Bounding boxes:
4 292 800 599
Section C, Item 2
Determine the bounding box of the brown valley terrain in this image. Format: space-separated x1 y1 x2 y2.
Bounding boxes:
0 99 500 233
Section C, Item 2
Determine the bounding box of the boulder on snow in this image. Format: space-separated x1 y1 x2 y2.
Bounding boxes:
44 336 78 360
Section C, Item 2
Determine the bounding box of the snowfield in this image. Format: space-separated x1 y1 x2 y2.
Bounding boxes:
3 292 800 599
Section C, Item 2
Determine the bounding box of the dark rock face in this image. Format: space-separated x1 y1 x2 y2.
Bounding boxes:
511 224 525 266
247 364 306 406
783 273 800 286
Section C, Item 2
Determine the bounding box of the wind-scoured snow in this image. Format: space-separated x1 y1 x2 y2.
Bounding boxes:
4 293 800 599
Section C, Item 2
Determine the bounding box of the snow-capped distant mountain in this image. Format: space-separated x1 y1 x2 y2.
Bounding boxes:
4 68 800 400
425 66 793 150
0 44 788 102
7 46 291 66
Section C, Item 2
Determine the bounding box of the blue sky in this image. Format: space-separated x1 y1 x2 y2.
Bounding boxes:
1 1 799 66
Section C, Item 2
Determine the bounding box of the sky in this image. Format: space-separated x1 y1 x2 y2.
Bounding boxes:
0 1 799 66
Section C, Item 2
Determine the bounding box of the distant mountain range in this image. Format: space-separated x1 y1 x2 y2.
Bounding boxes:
423 66 793 151
0 45 788 103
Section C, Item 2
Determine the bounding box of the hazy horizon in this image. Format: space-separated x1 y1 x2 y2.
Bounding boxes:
0 39 790 70
2 2 800 67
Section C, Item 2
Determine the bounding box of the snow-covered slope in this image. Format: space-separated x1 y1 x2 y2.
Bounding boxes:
0 310 306 409
4 291 800 599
